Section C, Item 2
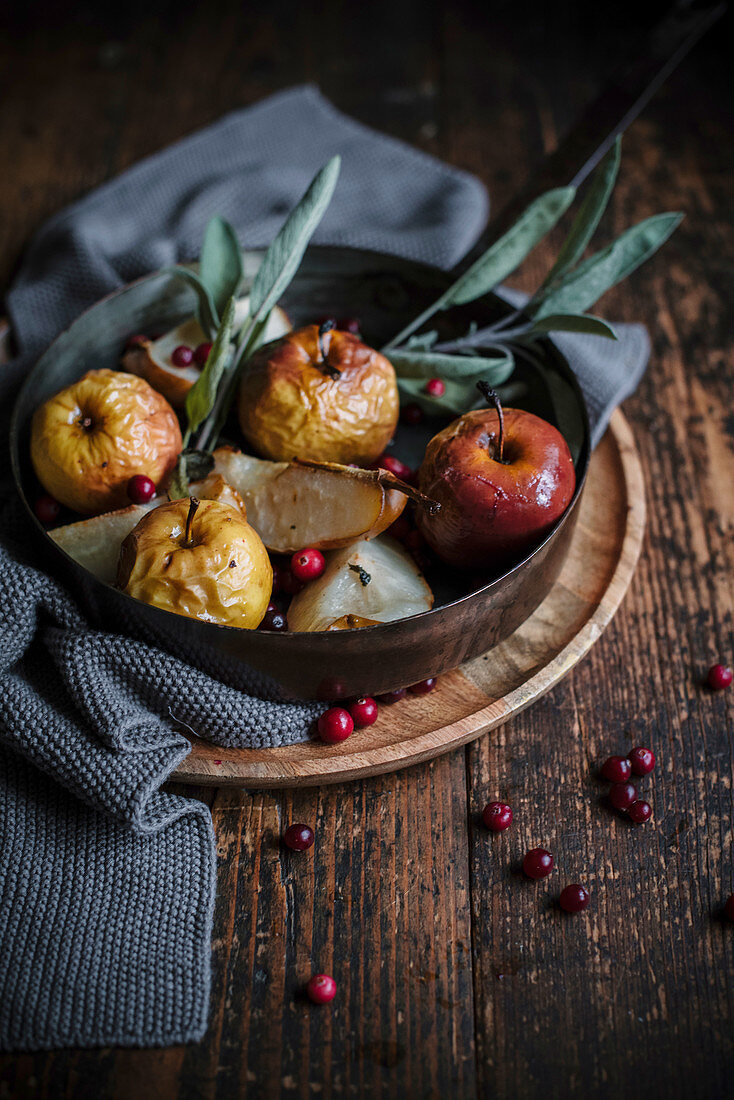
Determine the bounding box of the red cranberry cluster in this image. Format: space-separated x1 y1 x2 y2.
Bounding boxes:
258 547 327 632
600 747 655 824
317 677 437 743
170 342 212 368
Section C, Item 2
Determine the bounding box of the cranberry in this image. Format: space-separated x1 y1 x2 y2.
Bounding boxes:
291 548 326 583
125 333 147 348
284 824 314 851
482 801 513 831
340 317 361 335
377 688 407 704
34 493 60 525
523 848 554 879
318 706 354 743
424 377 446 398
193 341 212 366
376 455 414 482
609 782 637 811
259 608 288 632
349 697 378 727
628 799 652 824
559 884 590 913
306 974 336 1004
724 894 734 922
708 664 733 690
601 756 632 783
401 402 425 426
171 344 194 367
271 562 284 594
266 600 278 613
409 678 437 695
127 474 156 504
280 568 304 596
629 746 655 776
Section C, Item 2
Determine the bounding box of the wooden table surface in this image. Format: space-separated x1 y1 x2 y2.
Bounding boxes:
1 2 732 1097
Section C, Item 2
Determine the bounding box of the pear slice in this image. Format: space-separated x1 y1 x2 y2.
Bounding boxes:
286 536 434 632
212 449 409 553
122 299 291 408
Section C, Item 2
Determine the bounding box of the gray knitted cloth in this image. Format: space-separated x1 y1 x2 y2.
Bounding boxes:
0 85 651 1052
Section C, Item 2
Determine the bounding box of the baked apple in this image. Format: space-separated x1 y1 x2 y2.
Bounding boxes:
117 497 272 629
31 369 182 515
237 323 399 465
417 385 576 569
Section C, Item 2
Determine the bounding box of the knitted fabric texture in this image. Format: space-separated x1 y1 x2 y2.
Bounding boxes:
0 85 651 1052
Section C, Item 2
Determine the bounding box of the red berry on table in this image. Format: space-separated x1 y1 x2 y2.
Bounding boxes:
629 746 656 776
284 824 315 852
307 974 336 1004
259 608 288 632
559 884 590 913
410 678 437 695
523 848 554 879
708 664 732 690
482 801 513 831
628 799 652 824
349 697 378 727
609 782 637 812
376 454 414 482
171 344 194 367
34 493 60 525
193 341 212 366
601 755 632 783
318 706 354 743
424 377 446 398
724 894 734 922
127 474 156 504
340 317 361 335
377 688 407 705
401 401 424 426
291 548 326 583
125 333 147 348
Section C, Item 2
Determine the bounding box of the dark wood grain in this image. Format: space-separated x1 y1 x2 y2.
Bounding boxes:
1 1 732 1097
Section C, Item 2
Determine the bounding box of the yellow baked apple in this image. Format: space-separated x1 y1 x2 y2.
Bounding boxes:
117 497 272 629
237 324 399 465
31 369 182 515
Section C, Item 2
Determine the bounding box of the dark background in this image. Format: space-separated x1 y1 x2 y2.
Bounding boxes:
1 2 733 1098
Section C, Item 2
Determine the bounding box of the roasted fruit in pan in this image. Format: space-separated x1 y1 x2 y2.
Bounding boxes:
287 536 433 632
117 497 272 629
122 302 291 408
30 369 182 515
417 384 575 569
237 323 399 465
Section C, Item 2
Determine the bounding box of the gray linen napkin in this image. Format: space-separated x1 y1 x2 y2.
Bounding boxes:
0 84 650 1052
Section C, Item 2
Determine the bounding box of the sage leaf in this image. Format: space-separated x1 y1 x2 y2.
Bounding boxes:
248 156 341 323
389 348 514 381
184 296 236 434
163 266 219 337
523 313 618 340
406 330 439 351
542 137 621 289
199 216 244 320
535 212 683 318
397 352 515 417
167 454 190 501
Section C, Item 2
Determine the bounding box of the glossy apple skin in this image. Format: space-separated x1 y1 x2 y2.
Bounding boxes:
117 498 273 629
417 407 576 569
31 369 182 515
238 325 399 465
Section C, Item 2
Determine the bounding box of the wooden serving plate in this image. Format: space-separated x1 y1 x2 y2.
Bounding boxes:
174 407 644 787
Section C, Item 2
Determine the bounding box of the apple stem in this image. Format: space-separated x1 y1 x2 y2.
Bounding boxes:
476 381 505 463
317 319 341 378
184 497 200 548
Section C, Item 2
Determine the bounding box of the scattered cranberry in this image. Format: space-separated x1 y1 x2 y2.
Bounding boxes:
376 454 414 482
284 824 314 852
340 317 361 335
628 799 652 824
291 548 326 583
601 756 632 783
125 333 147 348
401 402 425 426
271 562 284 594
609 782 637 812
349 697 378 727
409 678 437 695
318 706 354 743
724 894 734 922
559 884 590 913
266 600 278 613
424 377 446 398
193 341 212 366
127 474 156 504
306 974 336 1004
708 664 733 690
259 608 288 632
523 848 554 879
280 568 304 596
171 344 194 367
482 801 513 831
377 688 407 704
629 746 656 776
34 493 60 525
